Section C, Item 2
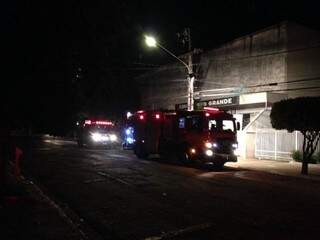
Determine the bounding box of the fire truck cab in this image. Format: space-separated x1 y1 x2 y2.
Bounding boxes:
76 119 119 148
130 107 239 168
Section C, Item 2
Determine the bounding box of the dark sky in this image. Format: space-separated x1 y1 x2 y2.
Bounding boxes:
3 0 320 133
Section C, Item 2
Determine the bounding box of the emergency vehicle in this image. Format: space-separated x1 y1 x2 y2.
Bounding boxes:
129 107 239 168
121 112 135 149
76 119 119 148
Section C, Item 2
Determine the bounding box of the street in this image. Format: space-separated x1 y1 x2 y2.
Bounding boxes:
23 137 320 240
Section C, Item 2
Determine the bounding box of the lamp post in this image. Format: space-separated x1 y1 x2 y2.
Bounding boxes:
145 35 195 111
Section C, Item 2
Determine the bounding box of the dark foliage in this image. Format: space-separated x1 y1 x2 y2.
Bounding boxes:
270 97 320 174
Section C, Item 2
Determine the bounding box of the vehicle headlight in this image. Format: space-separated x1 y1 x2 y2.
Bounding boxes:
109 134 117 142
91 132 102 142
205 142 212 148
212 143 218 148
205 149 213 156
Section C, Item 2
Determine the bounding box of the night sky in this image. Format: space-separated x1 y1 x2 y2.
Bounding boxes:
3 0 320 135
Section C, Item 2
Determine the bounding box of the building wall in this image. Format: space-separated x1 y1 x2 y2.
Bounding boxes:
137 22 320 108
198 22 288 100
285 23 320 98
138 63 188 110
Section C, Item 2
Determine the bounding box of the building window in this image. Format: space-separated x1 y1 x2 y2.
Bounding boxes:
178 118 185 129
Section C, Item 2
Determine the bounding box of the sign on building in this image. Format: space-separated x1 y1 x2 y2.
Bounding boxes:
175 96 239 110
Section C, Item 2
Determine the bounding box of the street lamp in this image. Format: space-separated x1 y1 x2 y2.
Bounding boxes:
145 36 157 48
144 35 195 111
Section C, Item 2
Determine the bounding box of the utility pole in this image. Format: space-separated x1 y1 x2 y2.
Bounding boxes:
185 28 195 111
145 32 196 111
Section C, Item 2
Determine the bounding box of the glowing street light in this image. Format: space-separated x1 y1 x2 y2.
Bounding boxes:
145 36 157 47
144 35 195 111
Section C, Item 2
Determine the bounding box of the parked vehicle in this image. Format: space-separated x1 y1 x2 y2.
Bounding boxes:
129 107 239 168
76 119 119 148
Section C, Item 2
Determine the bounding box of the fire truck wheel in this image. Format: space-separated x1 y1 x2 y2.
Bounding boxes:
212 162 224 170
77 140 83 148
177 144 190 164
134 144 148 159
158 139 170 160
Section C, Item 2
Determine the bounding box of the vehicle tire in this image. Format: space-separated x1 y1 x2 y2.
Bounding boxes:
77 140 83 148
212 162 224 170
158 138 170 160
176 143 190 164
134 143 148 159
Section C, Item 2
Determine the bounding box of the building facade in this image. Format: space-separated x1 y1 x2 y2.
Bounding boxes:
137 22 320 160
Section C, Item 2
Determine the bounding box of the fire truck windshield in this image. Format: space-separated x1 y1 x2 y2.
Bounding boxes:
208 119 235 133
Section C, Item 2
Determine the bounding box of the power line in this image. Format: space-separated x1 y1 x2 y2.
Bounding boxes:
248 76 320 88
197 76 320 90
269 86 320 93
139 44 320 73
205 44 320 63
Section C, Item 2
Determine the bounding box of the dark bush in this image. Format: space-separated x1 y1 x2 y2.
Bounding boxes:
313 152 320 164
292 150 320 164
291 150 302 162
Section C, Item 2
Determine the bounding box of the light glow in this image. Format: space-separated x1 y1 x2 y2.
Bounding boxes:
205 142 212 148
96 121 113 126
155 114 160 119
85 120 114 126
91 133 103 142
204 107 220 112
190 148 196 154
109 134 117 142
91 132 118 142
139 115 144 120
126 112 133 119
145 36 157 47
234 149 240 156
205 149 213 157
126 137 134 144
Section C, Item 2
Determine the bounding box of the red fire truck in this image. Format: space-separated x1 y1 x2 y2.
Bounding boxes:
130 107 239 168
76 119 119 148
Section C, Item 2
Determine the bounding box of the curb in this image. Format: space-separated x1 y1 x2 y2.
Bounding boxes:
8 174 104 240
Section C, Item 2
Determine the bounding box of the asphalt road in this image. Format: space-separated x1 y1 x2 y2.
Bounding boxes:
23 137 320 240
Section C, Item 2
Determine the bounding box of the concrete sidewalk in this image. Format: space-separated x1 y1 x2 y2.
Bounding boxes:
226 158 320 181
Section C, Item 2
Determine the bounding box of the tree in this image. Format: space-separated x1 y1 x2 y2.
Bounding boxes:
270 97 320 175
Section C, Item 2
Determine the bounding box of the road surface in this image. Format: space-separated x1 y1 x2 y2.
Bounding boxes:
23 136 320 240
